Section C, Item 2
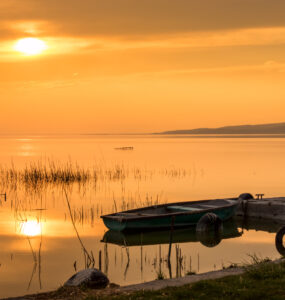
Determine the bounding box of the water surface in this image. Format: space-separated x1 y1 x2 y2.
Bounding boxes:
0 135 284 298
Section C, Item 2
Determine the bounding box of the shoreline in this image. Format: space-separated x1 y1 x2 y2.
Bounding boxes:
4 258 284 300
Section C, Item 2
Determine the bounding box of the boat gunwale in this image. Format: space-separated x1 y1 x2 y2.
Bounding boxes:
100 197 239 221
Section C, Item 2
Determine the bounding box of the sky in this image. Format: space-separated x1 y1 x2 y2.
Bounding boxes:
1 0 285 134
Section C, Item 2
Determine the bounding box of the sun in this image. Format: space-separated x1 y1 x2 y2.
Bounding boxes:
14 38 47 55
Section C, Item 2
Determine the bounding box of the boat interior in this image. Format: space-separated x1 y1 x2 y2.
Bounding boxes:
109 199 237 218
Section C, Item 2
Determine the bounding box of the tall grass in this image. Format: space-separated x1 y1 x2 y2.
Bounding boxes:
0 159 192 190
0 160 93 187
64 190 95 269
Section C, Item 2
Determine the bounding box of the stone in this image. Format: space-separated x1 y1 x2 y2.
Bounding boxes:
64 268 109 289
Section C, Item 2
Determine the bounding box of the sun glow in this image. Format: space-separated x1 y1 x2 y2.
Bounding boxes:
20 220 42 237
14 38 47 55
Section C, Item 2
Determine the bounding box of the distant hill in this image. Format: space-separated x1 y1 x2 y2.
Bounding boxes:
157 122 285 135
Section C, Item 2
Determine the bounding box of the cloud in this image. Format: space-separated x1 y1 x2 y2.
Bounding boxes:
83 27 285 50
1 0 285 39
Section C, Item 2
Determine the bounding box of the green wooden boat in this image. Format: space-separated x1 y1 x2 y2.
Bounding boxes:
101 197 242 231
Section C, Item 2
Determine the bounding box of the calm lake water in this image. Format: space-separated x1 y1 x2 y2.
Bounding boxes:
0 135 284 298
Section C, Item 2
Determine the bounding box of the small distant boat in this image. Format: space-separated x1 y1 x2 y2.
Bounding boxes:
114 147 134 150
101 196 243 231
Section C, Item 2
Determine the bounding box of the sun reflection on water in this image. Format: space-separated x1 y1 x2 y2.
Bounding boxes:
20 220 42 237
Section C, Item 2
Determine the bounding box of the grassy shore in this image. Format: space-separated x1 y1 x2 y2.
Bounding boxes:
8 259 285 300
96 260 285 300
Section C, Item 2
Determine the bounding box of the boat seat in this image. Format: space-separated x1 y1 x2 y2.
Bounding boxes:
199 204 217 208
167 206 202 212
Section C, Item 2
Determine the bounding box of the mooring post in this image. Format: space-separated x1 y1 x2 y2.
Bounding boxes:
255 193 264 200
99 250 102 271
168 216 175 262
167 216 175 279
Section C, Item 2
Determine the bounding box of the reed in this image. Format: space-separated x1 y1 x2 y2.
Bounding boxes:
0 160 91 187
64 190 95 269
0 159 192 191
156 269 165 280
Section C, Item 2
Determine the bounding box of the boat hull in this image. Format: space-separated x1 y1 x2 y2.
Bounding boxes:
102 201 238 231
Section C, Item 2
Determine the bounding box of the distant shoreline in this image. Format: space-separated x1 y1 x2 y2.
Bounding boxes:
155 122 285 135
151 134 285 139
2 122 285 136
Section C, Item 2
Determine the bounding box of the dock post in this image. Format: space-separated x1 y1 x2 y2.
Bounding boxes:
167 216 175 278
168 216 175 262
255 193 264 200
99 250 102 271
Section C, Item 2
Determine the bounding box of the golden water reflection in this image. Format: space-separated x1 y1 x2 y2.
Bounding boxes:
19 220 42 237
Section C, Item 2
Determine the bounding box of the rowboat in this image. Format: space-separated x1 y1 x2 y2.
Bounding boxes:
101 219 242 247
101 196 244 231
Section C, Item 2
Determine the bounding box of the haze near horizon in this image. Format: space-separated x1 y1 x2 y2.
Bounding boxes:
1 0 285 134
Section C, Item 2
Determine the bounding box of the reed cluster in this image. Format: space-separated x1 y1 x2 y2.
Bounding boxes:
0 161 90 186
0 160 130 189
0 159 192 191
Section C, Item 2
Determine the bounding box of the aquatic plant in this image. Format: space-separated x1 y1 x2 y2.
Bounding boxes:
156 270 165 280
64 190 95 269
0 159 192 192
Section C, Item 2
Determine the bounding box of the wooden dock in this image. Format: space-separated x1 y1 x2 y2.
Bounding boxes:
236 197 285 222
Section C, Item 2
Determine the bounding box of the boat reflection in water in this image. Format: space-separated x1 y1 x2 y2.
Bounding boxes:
102 219 242 278
102 219 242 247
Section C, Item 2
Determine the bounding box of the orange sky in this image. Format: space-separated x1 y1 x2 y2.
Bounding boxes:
1 0 285 134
